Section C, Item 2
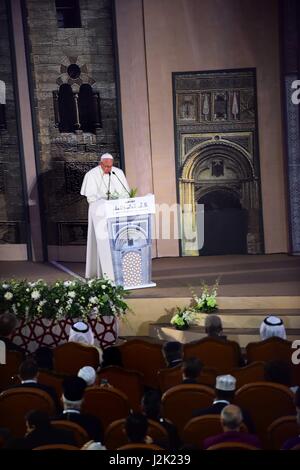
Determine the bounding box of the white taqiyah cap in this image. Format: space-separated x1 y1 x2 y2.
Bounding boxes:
215 374 236 391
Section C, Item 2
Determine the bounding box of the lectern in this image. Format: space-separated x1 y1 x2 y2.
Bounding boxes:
103 194 156 289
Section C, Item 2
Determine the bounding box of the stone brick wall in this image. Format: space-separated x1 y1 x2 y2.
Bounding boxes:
25 0 119 246
0 0 27 244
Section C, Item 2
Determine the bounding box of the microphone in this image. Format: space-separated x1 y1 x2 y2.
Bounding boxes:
107 172 111 200
112 170 131 197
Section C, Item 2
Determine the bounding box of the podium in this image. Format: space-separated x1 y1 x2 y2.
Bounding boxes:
102 194 156 289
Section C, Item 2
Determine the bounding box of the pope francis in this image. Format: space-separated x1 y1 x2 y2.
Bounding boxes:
80 153 130 279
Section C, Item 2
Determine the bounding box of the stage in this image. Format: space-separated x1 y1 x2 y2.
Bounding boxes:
1 254 300 347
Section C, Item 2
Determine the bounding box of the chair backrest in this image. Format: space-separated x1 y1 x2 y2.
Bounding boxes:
184 337 241 373
51 420 90 447
268 415 299 450
235 382 295 448
33 444 79 450
158 365 216 393
0 350 23 390
206 441 259 450
229 362 266 389
117 443 165 450
38 369 65 400
182 414 249 449
82 385 131 430
161 384 215 436
0 387 56 437
53 342 100 375
119 340 165 388
246 337 292 364
97 366 143 411
104 418 169 450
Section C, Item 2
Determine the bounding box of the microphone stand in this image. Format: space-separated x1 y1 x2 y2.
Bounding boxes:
107 172 111 200
111 171 131 197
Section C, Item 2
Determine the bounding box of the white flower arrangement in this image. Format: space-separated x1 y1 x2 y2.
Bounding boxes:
0 278 129 322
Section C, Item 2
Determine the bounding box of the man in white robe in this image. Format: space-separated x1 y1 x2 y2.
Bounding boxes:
80 153 130 279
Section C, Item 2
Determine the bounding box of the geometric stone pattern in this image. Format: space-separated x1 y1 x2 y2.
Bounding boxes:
284 76 300 253
175 69 263 254
122 250 143 287
10 315 119 354
25 0 120 246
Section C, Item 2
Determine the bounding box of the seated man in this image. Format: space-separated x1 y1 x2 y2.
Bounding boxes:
192 374 255 433
205 314 226 340
9 358 60 412
162 341 183 368
53 376 103 443
182 357 203 384
203 404 261 449
259 315 286 340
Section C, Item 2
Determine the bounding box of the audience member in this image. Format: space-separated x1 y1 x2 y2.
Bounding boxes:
101 346 123 368
81 440 106 450
260 315 286 340
264 360 291 387
192 374 255 432
125 412 149 444
78 366 96 386
22 410 76 449
0 312 24 354
34 347 54 370
8 358 60 411
162 341 183 368
182 357 203 384
203 404 261 449
68 321 103 364
205 315 226 339
141 390 180 450
53 376 103 442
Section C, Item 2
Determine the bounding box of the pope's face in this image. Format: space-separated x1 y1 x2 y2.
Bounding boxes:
100 159 113 174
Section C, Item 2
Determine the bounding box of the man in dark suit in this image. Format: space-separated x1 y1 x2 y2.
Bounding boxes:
4 410 76 449
192 374 255 432
162 341 183 368
182 357 203 384
8 358 60 411
203 404 261 449
53 376 103 442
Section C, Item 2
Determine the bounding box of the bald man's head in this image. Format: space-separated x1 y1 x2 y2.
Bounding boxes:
221 404 243 431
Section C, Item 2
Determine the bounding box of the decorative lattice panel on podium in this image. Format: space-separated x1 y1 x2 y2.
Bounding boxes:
122 251 142 286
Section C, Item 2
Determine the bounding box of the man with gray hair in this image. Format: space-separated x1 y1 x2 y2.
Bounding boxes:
205 314 225 339
203 404 261 449
80 153 130 278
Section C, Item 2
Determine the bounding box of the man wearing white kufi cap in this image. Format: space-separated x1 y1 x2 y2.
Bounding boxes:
259 315 287 341
78 366 96 386
80 153 130 279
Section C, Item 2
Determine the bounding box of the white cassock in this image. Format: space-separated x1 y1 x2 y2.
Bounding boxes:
80 165 130 279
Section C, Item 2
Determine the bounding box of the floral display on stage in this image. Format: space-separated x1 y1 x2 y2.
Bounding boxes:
0 278 129 353
191 279 219 313
170 279 219 330
0 277 129 322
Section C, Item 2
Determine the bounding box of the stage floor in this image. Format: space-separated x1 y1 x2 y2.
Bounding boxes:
0 253 299 298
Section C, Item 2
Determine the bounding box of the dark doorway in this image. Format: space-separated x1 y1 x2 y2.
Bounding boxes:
198 190 248 255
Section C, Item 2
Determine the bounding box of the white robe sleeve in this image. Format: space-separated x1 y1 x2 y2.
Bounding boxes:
80 171 99 204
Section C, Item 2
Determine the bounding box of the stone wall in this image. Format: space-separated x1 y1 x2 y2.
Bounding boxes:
25 0 119 247
0 0 27 245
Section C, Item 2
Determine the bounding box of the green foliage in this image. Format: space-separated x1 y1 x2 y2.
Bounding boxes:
0 278 129 322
